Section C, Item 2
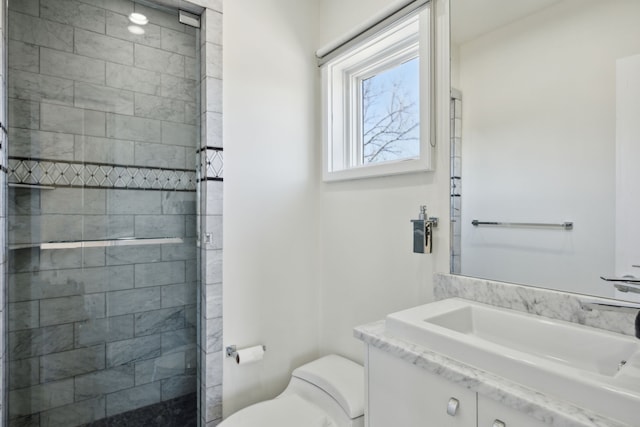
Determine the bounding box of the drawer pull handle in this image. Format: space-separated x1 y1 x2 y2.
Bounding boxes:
446 398 459 416
493 420 506 427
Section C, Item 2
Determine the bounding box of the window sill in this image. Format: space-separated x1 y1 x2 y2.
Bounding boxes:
323 156 431 182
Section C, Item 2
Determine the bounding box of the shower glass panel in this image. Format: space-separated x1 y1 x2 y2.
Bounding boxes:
6 0 200 425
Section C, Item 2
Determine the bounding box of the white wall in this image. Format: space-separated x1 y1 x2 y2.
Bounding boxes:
223 0 321 416
317 175 446 360
223 0 451 417
456 0 640 297
317 0 403 48
316 0 451 362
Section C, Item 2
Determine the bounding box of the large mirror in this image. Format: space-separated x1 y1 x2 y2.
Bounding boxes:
450 0 640 302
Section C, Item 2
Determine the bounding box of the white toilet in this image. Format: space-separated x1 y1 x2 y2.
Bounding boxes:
219 354 365 427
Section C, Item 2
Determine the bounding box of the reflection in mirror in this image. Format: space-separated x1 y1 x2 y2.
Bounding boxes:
450 0 640 302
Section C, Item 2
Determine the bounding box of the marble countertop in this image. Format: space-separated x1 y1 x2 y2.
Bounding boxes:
355 320 631 427
434 274 638 338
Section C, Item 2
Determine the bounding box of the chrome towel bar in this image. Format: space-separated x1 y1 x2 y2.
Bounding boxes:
471 220 573 230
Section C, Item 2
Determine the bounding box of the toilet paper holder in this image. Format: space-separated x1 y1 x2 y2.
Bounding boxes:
226 344 267 358
226 345 238 357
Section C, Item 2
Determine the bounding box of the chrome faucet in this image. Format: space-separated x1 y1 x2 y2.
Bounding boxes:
581 299 640 339
600 275 640 295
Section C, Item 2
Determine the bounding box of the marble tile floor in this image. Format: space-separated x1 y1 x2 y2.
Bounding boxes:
79 393 197 427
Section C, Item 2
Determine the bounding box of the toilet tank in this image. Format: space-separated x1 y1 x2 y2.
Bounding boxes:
278 355 364 427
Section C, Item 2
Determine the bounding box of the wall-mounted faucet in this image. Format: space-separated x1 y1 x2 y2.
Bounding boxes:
600 275 640 295
411 205 438 254
581 299 640 339
594 275 640 338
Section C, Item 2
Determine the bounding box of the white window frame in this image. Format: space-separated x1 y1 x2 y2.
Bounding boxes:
321 6 433 182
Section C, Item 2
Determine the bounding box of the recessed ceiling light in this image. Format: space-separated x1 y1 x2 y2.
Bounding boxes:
129 12 148 26
128 25 146 35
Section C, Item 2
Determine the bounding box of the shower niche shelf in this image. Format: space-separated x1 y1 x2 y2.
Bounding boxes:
8 183 55 190
8 237 184 250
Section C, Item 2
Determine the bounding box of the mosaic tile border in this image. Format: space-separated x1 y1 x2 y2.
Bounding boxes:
199 146 223 181
0 128 6 174
8 157 197 191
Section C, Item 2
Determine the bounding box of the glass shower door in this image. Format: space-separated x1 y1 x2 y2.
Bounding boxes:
6 0 200 425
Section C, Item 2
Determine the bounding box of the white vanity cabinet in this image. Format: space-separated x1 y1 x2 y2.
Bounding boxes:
367 347 476 426
366 347 547 427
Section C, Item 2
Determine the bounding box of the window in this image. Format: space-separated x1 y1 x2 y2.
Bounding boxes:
321 5 433 181
362 56 420 165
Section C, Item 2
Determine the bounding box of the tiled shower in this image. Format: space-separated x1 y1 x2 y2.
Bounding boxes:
0 0 223 425
450 89 461 274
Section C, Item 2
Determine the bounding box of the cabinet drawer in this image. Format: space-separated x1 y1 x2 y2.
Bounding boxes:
478 394 548 427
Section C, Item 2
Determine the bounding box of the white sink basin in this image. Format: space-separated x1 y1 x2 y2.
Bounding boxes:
386 298 640 425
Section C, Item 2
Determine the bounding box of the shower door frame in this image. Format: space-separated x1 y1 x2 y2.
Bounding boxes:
0 0 224 425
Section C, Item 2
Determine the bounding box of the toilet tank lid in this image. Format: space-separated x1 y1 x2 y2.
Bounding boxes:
292 354 364 419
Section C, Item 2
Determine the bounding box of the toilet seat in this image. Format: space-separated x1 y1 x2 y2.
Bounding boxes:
219 355 363 427
292 354 363 419
221 394 338 427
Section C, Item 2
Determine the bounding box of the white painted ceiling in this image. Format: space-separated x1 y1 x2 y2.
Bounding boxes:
451 0 562 45
144 0 563 45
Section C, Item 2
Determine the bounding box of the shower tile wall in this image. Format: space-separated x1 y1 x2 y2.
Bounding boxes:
6 0 200 425
198 7 223 427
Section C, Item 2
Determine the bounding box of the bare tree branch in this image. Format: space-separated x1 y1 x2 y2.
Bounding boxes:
361 67 419 163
